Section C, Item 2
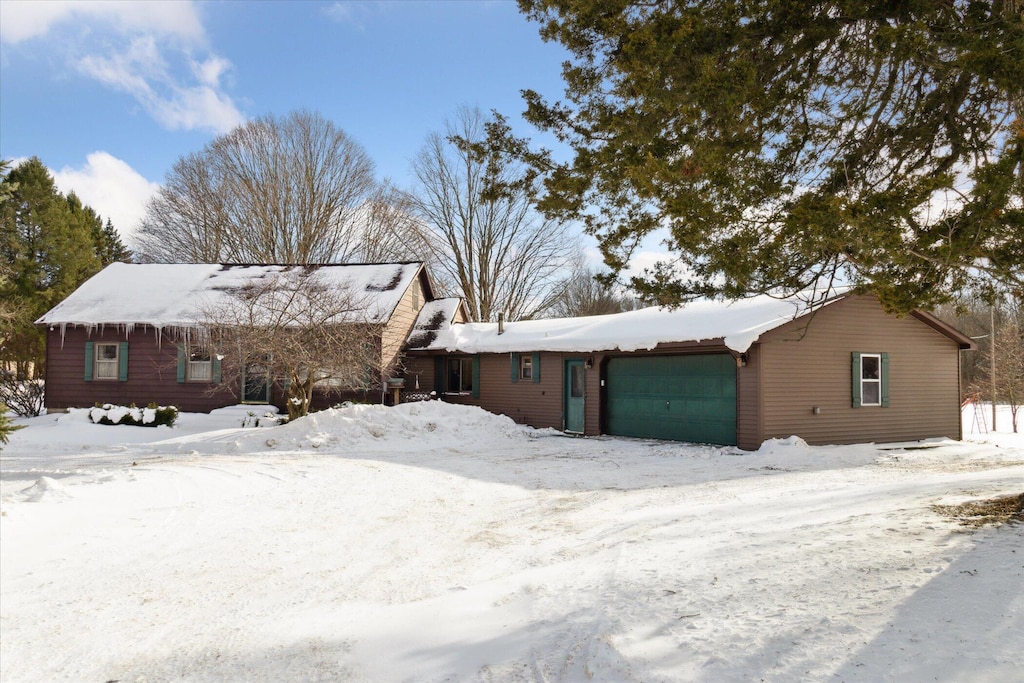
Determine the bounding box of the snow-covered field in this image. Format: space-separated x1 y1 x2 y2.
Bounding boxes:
1 402 1021 682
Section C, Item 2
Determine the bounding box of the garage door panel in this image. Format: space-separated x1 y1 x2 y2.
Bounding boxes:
607 354 736 445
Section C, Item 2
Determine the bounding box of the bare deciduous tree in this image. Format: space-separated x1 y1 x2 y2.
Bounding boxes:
409 107 578 321
136 151 229 263
349 183 433 264
546 255 641 318
137 110 425 265
981 306 1024 433
198 268 384 419
937 290 1024 432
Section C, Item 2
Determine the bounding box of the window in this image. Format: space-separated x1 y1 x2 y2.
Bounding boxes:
188 351 212 381
511 352 541 383
94 343 119 380
570 362 584 398
852 352 889 408
412 287 420 312
860 354 881 405
446 357 474 394
520 354 533 381
177 344 220 384
85 341 128 382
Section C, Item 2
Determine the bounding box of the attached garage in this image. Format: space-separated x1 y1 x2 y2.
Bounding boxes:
605 354 737 446
405 293 975 449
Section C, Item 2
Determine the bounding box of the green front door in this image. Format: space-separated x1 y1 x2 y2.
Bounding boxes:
606 354 737 445
564 359 586 433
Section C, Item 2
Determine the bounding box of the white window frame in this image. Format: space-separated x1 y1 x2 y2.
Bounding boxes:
188 350 213 382
860 353 882 406
520 354 533 381
94 343 119 380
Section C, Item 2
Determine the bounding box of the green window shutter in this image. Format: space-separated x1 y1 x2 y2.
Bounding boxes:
435 356 445 393
511 353 520 383
84 341 94 382
532 352 541 383
118 342 129 382
212 356 222 384
472 355 481 398
880 352 890 407
851 352 862 408
177 345 187 383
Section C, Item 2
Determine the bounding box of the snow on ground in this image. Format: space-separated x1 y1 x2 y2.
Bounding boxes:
1 403 1021 682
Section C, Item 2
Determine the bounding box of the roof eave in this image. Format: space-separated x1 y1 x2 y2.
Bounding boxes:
909 311 978 350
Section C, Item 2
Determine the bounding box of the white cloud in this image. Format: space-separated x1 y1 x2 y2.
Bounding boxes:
77 37 244 134
77 35 163 98
322 1 389 30
3 0 243 134
152 83 244 133
52 152 161 246
323 2 363 28
0 0 204 45
192 56 231 88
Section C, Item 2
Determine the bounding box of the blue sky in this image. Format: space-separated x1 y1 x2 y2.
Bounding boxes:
0 0 573 247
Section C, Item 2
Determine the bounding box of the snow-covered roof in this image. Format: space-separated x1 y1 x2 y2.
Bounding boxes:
415 294 842 355
37 262 425 330
406 298 466 349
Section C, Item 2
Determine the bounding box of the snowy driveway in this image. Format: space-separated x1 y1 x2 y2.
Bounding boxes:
2 403 1022 682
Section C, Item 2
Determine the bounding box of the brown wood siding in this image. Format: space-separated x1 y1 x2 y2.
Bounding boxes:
402 352 596 432
44 326 239 413
401 355 436 394
437 352 567 429
736 345 761 450
382 272 428 376
756 295 963 445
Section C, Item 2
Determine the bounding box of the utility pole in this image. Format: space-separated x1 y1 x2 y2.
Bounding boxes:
991 304 997 432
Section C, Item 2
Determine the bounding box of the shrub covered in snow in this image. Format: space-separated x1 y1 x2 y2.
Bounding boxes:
88 403 178 428
240 410 287 428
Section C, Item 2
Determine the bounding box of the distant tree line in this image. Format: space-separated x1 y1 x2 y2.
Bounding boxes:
936 293 1024 432
1 158 132 380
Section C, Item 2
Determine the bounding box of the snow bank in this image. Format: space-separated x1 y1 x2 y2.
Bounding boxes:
241 401 531 453
754 435 810 455
16 476 72 503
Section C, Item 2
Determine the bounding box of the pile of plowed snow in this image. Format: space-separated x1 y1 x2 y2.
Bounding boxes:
237 401 534 453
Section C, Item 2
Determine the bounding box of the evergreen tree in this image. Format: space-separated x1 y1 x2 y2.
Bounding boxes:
0 161 20 332
0 158 101 377
504 0 1023 312
0 160 17 204
68 192 133 266
95 218 133 265
0 402 23 450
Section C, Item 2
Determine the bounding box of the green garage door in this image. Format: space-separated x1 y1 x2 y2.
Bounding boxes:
607 354 737 445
